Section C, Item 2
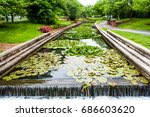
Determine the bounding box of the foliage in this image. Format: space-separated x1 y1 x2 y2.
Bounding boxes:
44 40 84 49
67 57 108 85
64 0 83 20
64 23 97 39
65 45 103 56
133 0 150 18
2 52 61 81
0 0 26 22
81 5 94 18
26 0 83 23
67 49 149 87
94 0 150 19
100 49 149 84
39 26 52 33
26 0 57 24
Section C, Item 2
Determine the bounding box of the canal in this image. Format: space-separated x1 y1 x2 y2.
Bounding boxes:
0 23 149 97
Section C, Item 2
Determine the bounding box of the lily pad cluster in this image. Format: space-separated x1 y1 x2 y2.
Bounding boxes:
100 49 149 84
65 45 103 56
43 40 84 49
67 49 149 87
64 23 97 39
67 57 109 85
2 52 61 81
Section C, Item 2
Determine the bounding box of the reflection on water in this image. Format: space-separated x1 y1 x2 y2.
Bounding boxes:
81 39 101 47
81 38 108 50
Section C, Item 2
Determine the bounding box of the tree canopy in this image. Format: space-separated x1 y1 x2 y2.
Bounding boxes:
0 0 26 22
93 0 150 19
0 0 83 23
0 0 149 23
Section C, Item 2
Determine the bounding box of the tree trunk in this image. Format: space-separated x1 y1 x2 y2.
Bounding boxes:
117 13 120 20
5 15 9 23
11 13 14 22
130 9 133 20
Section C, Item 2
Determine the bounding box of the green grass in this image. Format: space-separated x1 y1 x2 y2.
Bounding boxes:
96 19 104 24
117 18 130 22
0 21 44 44
51 20 72 28
118 18 150 31
111 30 150 49
0 20 72 44
102 28 108 31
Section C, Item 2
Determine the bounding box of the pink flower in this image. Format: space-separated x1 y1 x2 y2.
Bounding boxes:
39 26 52 33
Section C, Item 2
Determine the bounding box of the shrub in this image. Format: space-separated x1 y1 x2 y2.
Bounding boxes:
39 26 52 33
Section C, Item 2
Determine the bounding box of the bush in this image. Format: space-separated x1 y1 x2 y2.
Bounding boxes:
39 26 52 33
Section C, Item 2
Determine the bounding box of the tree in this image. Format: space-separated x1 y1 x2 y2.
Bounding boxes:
93 0 150 19
0 0 26 22
81 5 94 18
64 0 83 20
26 0 82 24
133 0 150 18
93 0 105 17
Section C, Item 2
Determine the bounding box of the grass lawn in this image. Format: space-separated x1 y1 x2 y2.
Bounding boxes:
0 20 72 44
0 21 44 44
56 20 72 26
111 30 150 49
118 18 150 31
96 19 105 24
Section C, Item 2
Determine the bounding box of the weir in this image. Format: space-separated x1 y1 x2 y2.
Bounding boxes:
0 84 150 97
0 22 150 98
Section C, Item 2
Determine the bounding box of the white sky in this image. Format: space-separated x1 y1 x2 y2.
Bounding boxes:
78 0 98 6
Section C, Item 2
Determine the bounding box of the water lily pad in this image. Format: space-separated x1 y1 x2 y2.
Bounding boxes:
124 75 133 81
2 52 62 81
97 77 107 83
131 80 138 85
140 77 149 84
2 76 12 81
108 82 117 87
44 40 84 49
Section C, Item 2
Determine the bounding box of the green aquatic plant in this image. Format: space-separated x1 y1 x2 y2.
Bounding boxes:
43 40 85 49
65 45 103 56
2 52 61 81
100 49 149 84
67 49 149 88
64 23 97 39
67 57 109 86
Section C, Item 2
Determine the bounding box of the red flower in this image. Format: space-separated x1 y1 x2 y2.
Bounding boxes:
39 26 52 33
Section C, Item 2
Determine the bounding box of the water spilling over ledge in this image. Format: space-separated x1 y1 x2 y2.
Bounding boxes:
0 85 150 97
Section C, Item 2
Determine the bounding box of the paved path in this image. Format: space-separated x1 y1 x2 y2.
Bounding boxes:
99 21 150 36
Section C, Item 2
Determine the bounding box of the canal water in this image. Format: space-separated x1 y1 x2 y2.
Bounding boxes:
0 23 149 98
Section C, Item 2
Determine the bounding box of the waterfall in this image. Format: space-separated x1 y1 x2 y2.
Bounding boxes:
0 85 150 97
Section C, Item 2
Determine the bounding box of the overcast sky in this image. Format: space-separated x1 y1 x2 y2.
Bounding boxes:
78 0 98 6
